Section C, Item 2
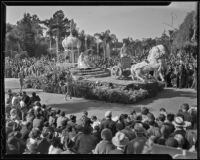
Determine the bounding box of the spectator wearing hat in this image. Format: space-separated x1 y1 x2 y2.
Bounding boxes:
125 123 147 154
73 125 97 154
94 128 115 154
108 132 129 154
48 137 63 154
100 111 116 136
171 116 187 138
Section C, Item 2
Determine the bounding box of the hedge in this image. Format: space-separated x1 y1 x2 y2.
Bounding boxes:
25 75 165 104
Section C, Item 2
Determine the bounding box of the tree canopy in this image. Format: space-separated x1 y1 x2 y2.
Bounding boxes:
5 9 197 59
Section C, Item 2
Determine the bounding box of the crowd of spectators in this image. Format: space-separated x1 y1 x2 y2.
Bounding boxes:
5 56 55 78
5 89 197 155
5 49 197 90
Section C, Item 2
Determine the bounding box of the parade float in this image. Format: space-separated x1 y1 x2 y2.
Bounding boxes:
25 19 166 104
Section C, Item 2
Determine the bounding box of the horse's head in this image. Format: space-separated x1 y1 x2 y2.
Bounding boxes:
147 44 169 63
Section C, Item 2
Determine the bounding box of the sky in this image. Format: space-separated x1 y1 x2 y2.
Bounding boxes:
6 2 197 41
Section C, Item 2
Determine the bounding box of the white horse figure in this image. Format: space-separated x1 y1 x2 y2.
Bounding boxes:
130 44 168 82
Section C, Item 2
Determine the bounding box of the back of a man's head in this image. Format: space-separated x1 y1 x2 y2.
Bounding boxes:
181 103 190 112
167 113 175 122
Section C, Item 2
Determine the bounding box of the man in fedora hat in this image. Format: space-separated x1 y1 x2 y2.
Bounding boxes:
100 111 116 136
125 123 147 154
108 131 129 154
171 116 188 138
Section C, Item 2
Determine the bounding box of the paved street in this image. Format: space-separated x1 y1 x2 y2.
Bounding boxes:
5 78 197 119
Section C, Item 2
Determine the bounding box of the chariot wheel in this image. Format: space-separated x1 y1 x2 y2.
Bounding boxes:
111 66 122 79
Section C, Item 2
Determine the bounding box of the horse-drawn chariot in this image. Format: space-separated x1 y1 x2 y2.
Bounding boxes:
111 56 133 79
111 44 169 82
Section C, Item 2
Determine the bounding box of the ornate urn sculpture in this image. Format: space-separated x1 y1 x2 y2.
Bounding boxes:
62 19 81 63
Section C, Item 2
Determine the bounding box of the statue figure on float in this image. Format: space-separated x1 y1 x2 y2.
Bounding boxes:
77 49 94 69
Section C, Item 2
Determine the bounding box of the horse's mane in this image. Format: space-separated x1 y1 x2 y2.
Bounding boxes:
147 44 168 63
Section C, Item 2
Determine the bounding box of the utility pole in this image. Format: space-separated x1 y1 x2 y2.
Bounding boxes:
162 12 178 55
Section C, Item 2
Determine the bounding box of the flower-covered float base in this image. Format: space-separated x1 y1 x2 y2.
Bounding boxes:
25 74 165 104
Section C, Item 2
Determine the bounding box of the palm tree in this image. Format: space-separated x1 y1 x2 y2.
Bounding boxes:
40 10 70 58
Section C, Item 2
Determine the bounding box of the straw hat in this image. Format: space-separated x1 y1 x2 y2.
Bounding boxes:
173 116 186 127
112 132 129 147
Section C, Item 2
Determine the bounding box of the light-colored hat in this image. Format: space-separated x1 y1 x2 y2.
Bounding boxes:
173 116 186 127
112 116 119 122
112 132 129 147
105 111 112 118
